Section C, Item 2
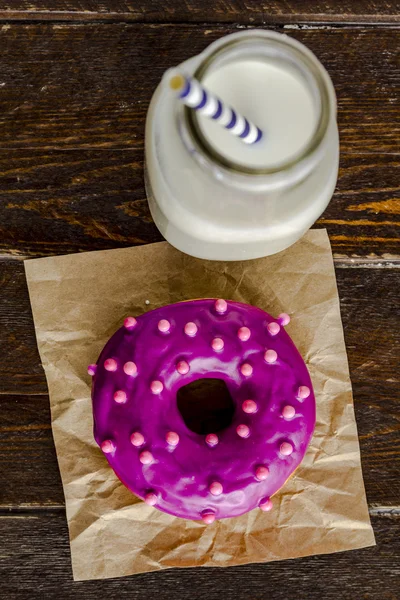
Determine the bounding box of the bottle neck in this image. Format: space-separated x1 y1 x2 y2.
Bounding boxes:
178 31 335 192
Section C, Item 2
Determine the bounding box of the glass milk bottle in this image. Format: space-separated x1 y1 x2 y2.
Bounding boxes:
145 30 339 261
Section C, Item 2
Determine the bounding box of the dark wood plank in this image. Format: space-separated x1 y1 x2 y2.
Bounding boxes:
0 512 398 597
0 150 398 258
0 395 63 506
318 154 399 256
0 25 397 154
0 259 44 393
0 1 399 24
0 25 399 258
0 150 159 258
0 260 399 507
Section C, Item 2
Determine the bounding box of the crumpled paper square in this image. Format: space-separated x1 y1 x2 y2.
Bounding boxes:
24 229 375 581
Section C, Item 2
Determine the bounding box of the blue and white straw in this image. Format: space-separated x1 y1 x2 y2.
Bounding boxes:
168 70 263 145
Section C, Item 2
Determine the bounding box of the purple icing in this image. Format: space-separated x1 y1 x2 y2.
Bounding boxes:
91 299 316 521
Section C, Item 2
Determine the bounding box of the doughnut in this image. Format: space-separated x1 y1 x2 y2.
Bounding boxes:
90 299 315 522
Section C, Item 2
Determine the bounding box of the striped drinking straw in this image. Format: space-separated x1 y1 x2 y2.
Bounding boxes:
168 70 263 145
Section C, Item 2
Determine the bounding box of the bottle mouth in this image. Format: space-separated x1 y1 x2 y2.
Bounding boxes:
184 33 332 177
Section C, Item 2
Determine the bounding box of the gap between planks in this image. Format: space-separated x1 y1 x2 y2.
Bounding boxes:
1 253 399 269
0 15 398 28
0 505 399 517
333 257 400 269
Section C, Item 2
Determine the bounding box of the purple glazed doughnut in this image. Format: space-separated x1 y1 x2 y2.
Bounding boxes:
90 299 315 522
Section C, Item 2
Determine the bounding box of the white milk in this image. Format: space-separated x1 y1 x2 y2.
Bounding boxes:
145 31 339 261
198 59 317 170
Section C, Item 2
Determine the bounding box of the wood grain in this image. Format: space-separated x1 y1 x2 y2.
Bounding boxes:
0 394 63 506
0 512 398 598
0 259 399 507
0 259 44 393
0 25 397 257
0 25 397 154
0 150 159 258
0 150 398 258
0 1 399 24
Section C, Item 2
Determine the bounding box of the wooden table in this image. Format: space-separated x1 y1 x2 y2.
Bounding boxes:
0 2 399 598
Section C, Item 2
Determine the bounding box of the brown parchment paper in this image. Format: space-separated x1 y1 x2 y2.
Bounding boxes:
24 229 375 581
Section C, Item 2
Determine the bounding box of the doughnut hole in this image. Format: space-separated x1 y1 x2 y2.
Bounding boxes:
177 378 235 435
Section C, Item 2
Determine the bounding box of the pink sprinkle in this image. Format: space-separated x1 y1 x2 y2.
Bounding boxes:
184 322 198 337
255 466 270 481
144 492 158 506
242 399 257 414
240 363 253 377
176 360 190 375
297 385 311 399
215 299 227 314
278 313 290 326
104 358 117 372
282 405 296 419
113 390 127 404
123 361 137 376
124 316 137 329
101 439 115 454
267 322 281 336
264 349 278 364
150 380 163 394
166 431 179 446
201 511 216 524
130 431 145 447
209 481 223 496
259 497 273 512
236 424 250 438
211 337 224 352
87 364 97 376
158 319 170 333
238 326 251 341
139 450 154 465
280 442 294 456
205 433 219 447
